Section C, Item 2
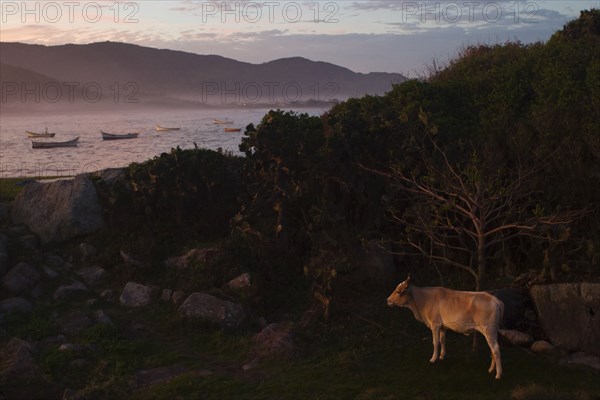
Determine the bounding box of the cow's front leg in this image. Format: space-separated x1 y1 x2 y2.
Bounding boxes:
430 325 441 363
439 328 447 360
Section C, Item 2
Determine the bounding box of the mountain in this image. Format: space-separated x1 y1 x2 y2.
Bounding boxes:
0 42 405 106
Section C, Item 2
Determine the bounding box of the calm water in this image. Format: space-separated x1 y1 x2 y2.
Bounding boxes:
0 107 327 178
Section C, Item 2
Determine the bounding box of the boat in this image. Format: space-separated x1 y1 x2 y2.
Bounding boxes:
26 128 55 138
155 125 180 132
224 128 242 132
32 137 79 149
213 119 234 125
101 131 140 140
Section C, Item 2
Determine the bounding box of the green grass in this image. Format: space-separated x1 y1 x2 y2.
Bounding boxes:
120 309 600 400
5 295 599 399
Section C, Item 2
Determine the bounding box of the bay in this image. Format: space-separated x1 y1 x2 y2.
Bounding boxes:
0 107 327 178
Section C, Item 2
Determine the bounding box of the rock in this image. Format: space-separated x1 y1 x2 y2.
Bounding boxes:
53 280 89 301
242 358 260 371
0 233 9 277
0 298 33 319
0 203 9 222
45 254 64 269
251 323 295 360
41 265 59 280
562 351 600 370
0 337 41 382
10 175 105 244
30 283 44 299
488 288 530 330
2 262 41 295
79 243 97 260
530 283 600 355
499 329 534 346
58 343 85 352
119 282 157 308
15 235 39 251
5 225 28 237
94 310 113 325
531 340 555 354
179 293 245 329
57 311 93 336
165 248 218 270
171 290 186 305
76 266 106 286
100 289 114 302
161 289 173 302
119 250 147 269
228 273 251 289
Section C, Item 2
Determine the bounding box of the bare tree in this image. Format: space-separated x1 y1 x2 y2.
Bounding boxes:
365 133 587 291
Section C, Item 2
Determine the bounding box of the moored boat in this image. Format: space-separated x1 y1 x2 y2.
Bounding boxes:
155 125 180 131
224 128 242 132
101 131 140 140
26 128 55 138
32 137 79 149
213 119 234 125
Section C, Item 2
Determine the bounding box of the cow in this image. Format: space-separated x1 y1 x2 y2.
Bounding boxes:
387 275 504 379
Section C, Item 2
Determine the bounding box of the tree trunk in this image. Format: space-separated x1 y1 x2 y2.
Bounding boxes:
476 233 486 291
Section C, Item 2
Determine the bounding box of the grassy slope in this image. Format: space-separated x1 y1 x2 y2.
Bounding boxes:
26 302 597 400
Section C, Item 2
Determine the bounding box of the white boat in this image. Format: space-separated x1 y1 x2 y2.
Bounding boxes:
26 129 55 138
101 131 140 140
32 137 79 149
213 119 234 125
155 125 180 132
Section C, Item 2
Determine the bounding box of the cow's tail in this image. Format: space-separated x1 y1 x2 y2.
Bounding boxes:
497 299 505 331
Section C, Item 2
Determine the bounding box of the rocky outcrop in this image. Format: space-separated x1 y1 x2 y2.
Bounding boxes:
530 283 600 355
179 293 245 329
10 175 105 244
119 282 157 308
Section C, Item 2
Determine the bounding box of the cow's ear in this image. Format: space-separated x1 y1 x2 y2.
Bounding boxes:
406 273 411 284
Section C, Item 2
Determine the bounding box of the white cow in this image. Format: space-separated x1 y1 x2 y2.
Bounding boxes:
387 275 504 379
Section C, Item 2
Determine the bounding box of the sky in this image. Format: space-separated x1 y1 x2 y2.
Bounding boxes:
1 0 599 75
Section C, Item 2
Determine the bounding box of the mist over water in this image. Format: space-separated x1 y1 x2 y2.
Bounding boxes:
0 107 327 178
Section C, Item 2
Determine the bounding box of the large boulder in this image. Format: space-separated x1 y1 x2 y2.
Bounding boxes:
530 283 600 355
179 293 245 329
10 175 105 244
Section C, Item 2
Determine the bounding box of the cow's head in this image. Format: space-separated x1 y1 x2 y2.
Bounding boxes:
387 275 412 307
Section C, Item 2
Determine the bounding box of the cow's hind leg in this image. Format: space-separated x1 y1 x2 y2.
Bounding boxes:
483 333 502 379
439 328 447 360
430 325 441 363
